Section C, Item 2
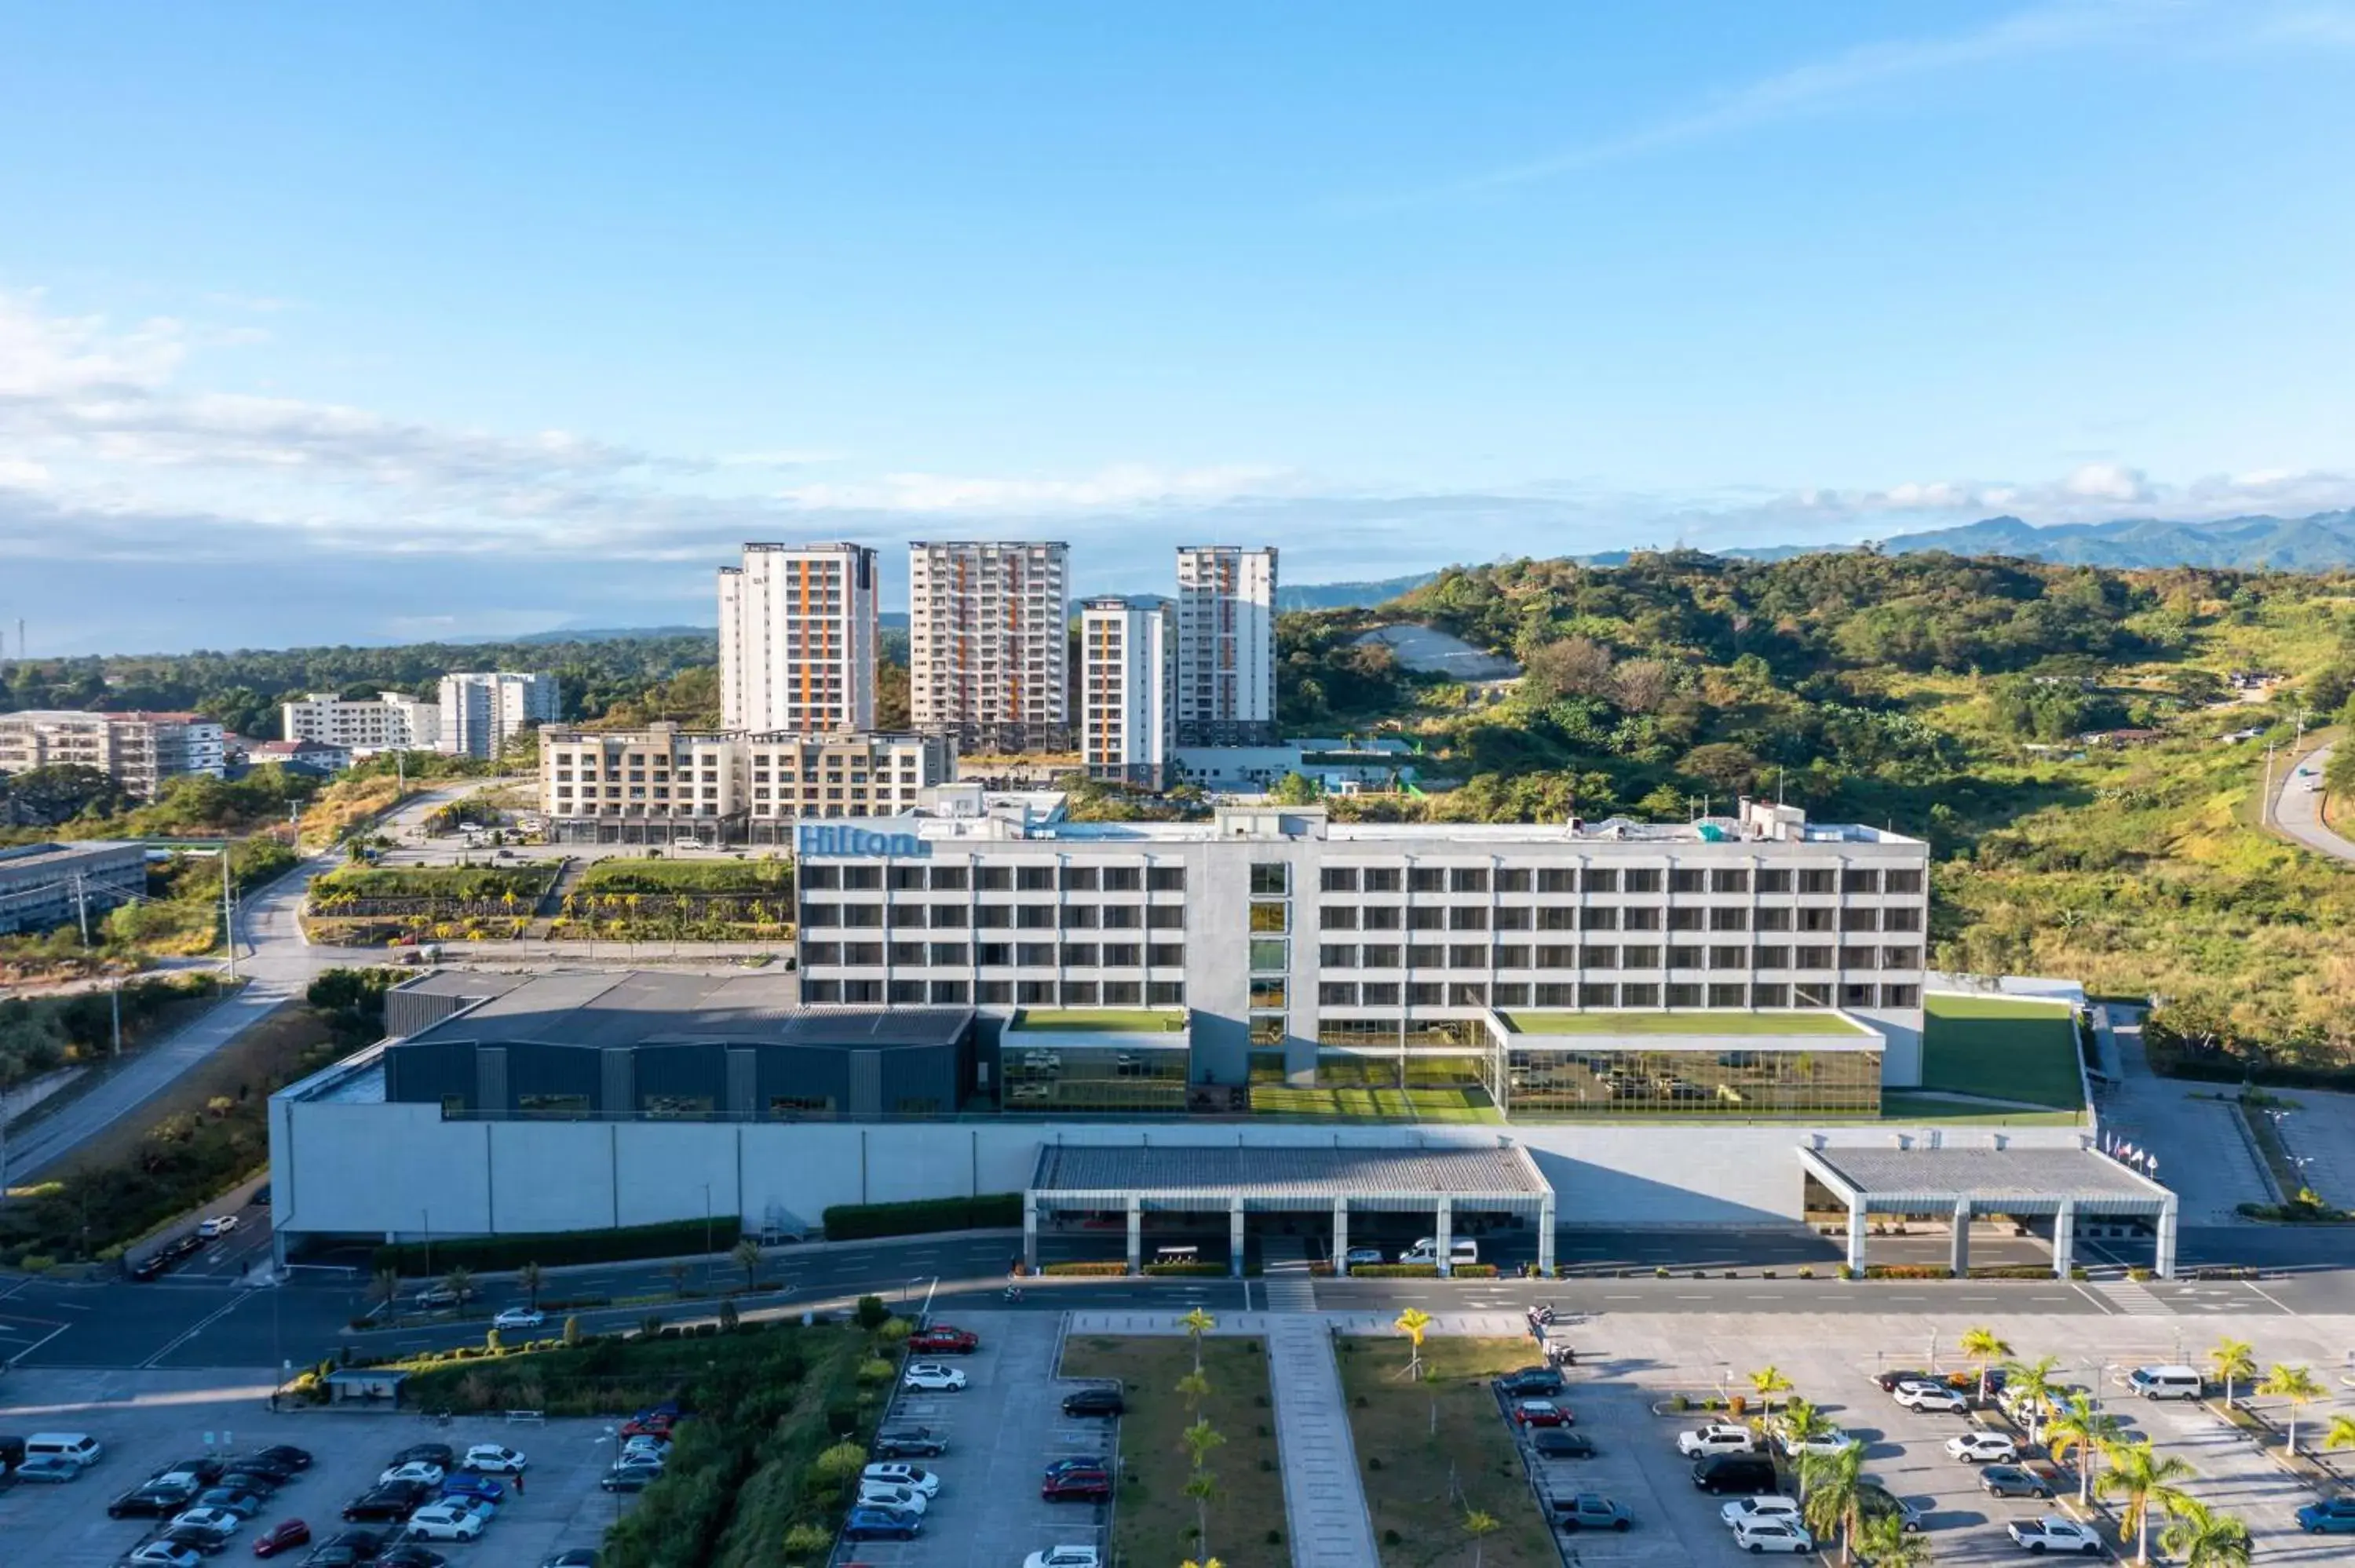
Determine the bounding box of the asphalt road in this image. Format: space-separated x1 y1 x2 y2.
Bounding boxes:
2274 743 2354 862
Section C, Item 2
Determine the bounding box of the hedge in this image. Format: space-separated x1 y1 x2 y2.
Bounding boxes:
1967 1265 2060 1279
821 1193 1023 1242
1451 1264 1499 1278
373 1216 739 1276
1863 1264 1955 1280
1342 1264 1441 1278
1041 1261 1130 1276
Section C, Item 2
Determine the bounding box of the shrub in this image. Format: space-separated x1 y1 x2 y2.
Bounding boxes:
1341 1264 1440 1278
17 1255 55 1274
641 1315 663 1338
812 1442 867 1482
856 1358 896 1384
1451 1263 1499 1278
1042 1261 1130 1276
717 1299 740 1332
781 1523 834 1555
372 1216 737 1276
820 1193 1023 1241
562 1315 582 1347
876 1317 910 1344
1864 1264 1955 1280
854 1295 891 1332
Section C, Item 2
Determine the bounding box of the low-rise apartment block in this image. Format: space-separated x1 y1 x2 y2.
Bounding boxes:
0 709 225 799
0 840 149 934
281 691 440 752
540 725 955 844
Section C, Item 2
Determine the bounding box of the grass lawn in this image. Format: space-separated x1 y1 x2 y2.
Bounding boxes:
575 856 794 893
1060 1335 1287 1568
1501 1009 1868 1036
1878 1092 2087 1125
1336 1336 1558 1568
311 863 558 899
1250 1086 1502 1123
1011 1007 1188 1033
1919 993 2085 1110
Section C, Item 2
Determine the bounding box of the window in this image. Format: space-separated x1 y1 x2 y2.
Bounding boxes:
1494 905 1531 931
1362 866 1402 892
1249 901 1289 933
1061 865 1100 892
929 905 968 928
1754 946 1790 971
1842 868 1882 895
929 865 969 891
842 866 882 891
1449 867 1489 893
1061 981 1101 1006
1101 980 1141 1005
1795 945 1833 968
1670 868 1704 893
1841 908 1879 932
1101 866 1141 892
1061 905 1100 929
1882 946 1921 970
1580 906 1619 931
1710 869 1750 894
1579 867 1619 894
889 866 926 890
801 942 842 966
1250 937 1288 972
1148 865 1187 892
1707 983 1747 1008
1014 865 1053 892
1448 906 1488 931
1495 868 1531 893
977 866 1011 891
976 905 1011 929
1449 982 1488 1006
1407 982 1443 1006
1320 981 1358 1007
1623 868 1663 894
800 903 840 928
1578 983 1618 1008
889 941 926 965
1361 943 1402 967
1061 943 1100 967
844 943 884 965
1101 943 1141 966
1667 907 1703 932
1360 981 1400 1005
1797 907 1836 932
1100 905 1141 929
1709 907 1748 932
1251 862 1290 896
1754 869 1791 894
1321 905 1360 930
1148 943 1185 967
977 943 1011 967
1148 905 1185 929
800 865 840 890
1666 983 1702 1007
1535 944 1574 969
1882 906 1921 932
1408 866 1444 893
1537 906 1575 932
1448 944 1485 969
1619 982 1659 1007
1321 943 1360 968
1538 868 1576 894
978 979 1013 1004
1667 945 1702 968
929 980 969 1005
1017 942 1056 966
1798 868 1835 895
1880 983 1920 1008
1838 946 1878 969
1840 982 1876 1008
1492 982 1531 1006
1015 905 1054 930
517 1092 590 1118
1321 866 1360 892
1148 980 1187 1005
1360 904 1401 931
929 942 968 965
770 1095 834 1117
1407 943 1444 967
1621 906 1660 931
888 903 929 930
1580 945 1618 968
1408 906 1444 931
1886 869 1924 895
1621 944 1659 968
888 980 926 1005
1707 946 1747 970
1751 983 1788 1008
1754 906 1791 932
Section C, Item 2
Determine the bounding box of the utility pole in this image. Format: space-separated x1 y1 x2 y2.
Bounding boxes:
111 974 122 1058
72 873 90 946
221 847 239 980
2262 743 2277 828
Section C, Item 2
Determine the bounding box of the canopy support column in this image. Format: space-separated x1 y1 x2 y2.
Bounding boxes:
1229 1195 1246 1279
1126 1194 1142 1277
1949 1198 1971 1277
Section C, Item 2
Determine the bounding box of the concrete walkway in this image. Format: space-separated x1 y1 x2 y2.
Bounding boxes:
1265 1315 1380 1568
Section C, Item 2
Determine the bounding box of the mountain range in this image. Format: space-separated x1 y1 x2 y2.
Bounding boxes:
1576 509 2355 573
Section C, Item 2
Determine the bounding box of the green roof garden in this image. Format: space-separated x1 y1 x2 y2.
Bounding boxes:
1500 1009 1871 1037
1917 993 2086 1110
1008 1008 1188 1034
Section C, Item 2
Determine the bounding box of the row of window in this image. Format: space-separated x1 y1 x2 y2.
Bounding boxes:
801 978 1190 1007
801 903 1188 930
1314 942 1922 971
801 941 1188 968
799 862 1190 892
1309 980 1921 1010
1309 864 1924 895
1316 903 1920 932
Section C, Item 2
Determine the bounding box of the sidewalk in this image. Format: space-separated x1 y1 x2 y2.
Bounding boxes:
1265 1315 1380 1568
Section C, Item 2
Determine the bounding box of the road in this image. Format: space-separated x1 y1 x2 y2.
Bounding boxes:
2273 743 2355 862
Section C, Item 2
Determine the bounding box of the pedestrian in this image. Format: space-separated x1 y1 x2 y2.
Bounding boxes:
513 1471 524 1496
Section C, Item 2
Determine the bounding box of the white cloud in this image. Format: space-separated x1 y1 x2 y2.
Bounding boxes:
778 463 1297 514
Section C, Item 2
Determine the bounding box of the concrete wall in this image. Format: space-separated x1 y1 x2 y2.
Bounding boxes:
273 1103 2091 1242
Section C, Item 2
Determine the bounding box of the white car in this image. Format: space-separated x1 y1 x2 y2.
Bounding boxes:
903 1363 969 1393
621 1436 671 1460
1678 1424 1758 1457
856 1482 929 1515
168 1507 245 1537
1893 1381 1968 1413
861 1462 940 1497
1779 1426 1856 1457
2008 1516 2102 1554
463 1443 529 1474
380 1460 446 1486
196 1215 240 1238
1024 1550 1102 1568
1722 1496 1803 1530
126 1546 203 1568
403 1501 492 1541
1948 1431 2019 1463
492 1307 546 1331
1732 1519 1816 1554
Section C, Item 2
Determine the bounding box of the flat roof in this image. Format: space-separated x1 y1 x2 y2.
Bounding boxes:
1802 1146 2171 1211
1503 1010 1871 1038
397 971 969 1052
1010 1008 1187 1034
1031 1142 1550 1202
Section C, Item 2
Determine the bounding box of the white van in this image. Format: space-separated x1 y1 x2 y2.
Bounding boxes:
2126 1365 2203 1401
24 1433 102 1468
1400 1237 1481 1267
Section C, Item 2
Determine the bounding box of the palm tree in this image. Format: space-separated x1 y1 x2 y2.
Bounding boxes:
1854 1511 1933 1568
666 1260 691 1299
2042 1392 2124 1505
1394 1307 1431 1378
441 1264 473 1307
1175 1370 1211 1413
2258 1362 2324 1453
370 1267 400 1312
1462 1509 1501 1568
2098 1439 2194 1567
2324 1413 2355 1453
1798 1445 1866 1565
1749 1364 1794 1417
2158 1500 2251 1568
2207 1337 2255 1412
732 1237 763 1292
1999 1352 2064 1426
1181 1464 1221 1559
1959 1326 2011 1404
1180 1306 1217 1374
516 1262 544 1312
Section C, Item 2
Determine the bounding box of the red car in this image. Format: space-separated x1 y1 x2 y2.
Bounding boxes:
909 1326 979 1355
1040 1468 1112 1503
1512 1398 1574 1428
619 1415 677 1439
252 1519 312 1557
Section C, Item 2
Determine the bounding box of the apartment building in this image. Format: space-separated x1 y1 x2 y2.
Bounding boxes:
437 673 558 759
540 725 955 844
1174 545 1278 745
793 798 1931 1109
1079 595 1175 791
0 709 225 799
718 542 879 733
907 541 1070 753
281 691 440 752
0 840 148 935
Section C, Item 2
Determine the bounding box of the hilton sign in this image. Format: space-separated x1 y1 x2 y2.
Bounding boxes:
797 823 931 859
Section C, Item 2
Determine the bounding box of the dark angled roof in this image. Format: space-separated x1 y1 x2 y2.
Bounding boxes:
395 969 969 1051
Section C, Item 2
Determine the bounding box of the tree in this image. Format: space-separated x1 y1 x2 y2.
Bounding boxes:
666 1260 691 1298
1524 636 1616 702
442 1264 473 1306
370 1267 400 1311
2324 1413 2355 1453
1748 1364 1793 1416
1394 1307 1431 1378
855 1293 891 1332
1853 1511 1932 1568
2257 1362 2324 1452
1462 1508 1501 1568
2042 1392 2123 1505
1999 1353 2063 1425
484 1326 503 1354
2207 1337 2255 1412
732 1237 763 1292
516 1262 544 1312
2 764 127 826
1798 1445 1866 1566
1681 742 1764 798
1176 1370 1211 1413
2098 1439 2194 1567
1181 1306 1217 1374
562 1315 582 1347
1959 1326 2011 1404
1268 771 1322 806
2158 1500 2251 1568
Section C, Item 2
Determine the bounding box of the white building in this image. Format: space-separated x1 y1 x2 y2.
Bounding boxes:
0 709 225 799
1080 594 1174 791
540 725 955 844
907 541 1070 753
281 692 440 752
436 673 558 759
718 542 879 734
1175 545 1278 745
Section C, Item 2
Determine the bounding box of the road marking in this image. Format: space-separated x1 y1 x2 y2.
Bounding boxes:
141 1293 250 1368
2069 1282 2120 1316
5 1317 74 1367
2242 1280 2298 1314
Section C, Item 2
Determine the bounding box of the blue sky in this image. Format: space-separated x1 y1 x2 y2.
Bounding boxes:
4 1 2353 651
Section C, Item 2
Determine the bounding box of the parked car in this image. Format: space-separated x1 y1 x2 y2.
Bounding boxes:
379 1461 444 1487
109 1485 196 1518
1042 1457 1111 1479
123 1545 204 1568
1721 1497 1803 1530
157 1457 229 1488
461 1444 528 1475
250 1518 313 1557
491 1308 546 1332
216 1470 282 1497
1893 1381 1968 1413
1061 1387 1124 1418
190 1487 266 1518
249 1445 314 1472
1677 1424 1757 1457
2124 1365 2203 1401
439 1473 506 1505
861 1462 940 1496
1040 1469 1111 1503
902 1363 969 1393
1495 1367 1567 1398
858 1482 930 1515
908 1325 979 1355
1777 1427 1855 1457
2296 1497 2355 1533
378 1548 450 1568
1512 1398 1573 1428
161 1523 236 1557
167 1507 246 1538
342 1484 430 1522
1342 1246 1385 1267
391 1445 455 1471
1691 1455 1780 1496
1948 1431 2019 1464
540 1554 601 1568
302 1532 389 1568
198 1215 241 1238
618 1436 669 1460
402 1501 492 1542
842 1505 921 1542
12 1455 83 1482
1980 1464 2054 1499
1530 1429 1597 1459
874 1426 947 1458
599 1468 656 1493
1024 1550 1101 1568
1733 1519 1815 1554
1550 1493 1632 1532
2007 1516 2103 1554
1857 1483 1926 1535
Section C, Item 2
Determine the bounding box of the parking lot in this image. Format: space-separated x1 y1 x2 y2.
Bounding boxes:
0 1368 624 1566
836 1311 1119 1568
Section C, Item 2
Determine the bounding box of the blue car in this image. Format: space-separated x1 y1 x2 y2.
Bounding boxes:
843 1505 921 1542
441 1474 507 1505
2298 1497 2355 1533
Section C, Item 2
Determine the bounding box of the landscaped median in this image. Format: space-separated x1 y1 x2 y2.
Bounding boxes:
1336 1336 1557 1568
1060 1333 1287 1568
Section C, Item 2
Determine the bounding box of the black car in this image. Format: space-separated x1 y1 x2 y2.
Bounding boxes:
601 1468 656 1493
873 1426 946 1459
130 1253 173 1282
1496 1367 1568 1398
316 1530 389 1563
1690 1454 1778 1495
250 1444 314 1471
1061 1387 1125 1418
162 1524 234 1556
159 1457 228 1486
228 1453 298 1484
194 1486 268 1516
392 1443 456 1471
379 1548 449 1568
217 1469 281 1497
343 1482 431 1521
539 1553 600 1568
1531 1429 1597 1459
107 1485 194 1519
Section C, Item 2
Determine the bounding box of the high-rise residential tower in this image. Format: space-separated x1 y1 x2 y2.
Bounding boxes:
436 673 558 759
1079 595 1175 791
907 541 1071 753
1174 545 1278 746
718 543 880 733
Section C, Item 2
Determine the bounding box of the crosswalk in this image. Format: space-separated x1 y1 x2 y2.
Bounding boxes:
1261 1236 1318 1311
2094 1275 2170 1315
